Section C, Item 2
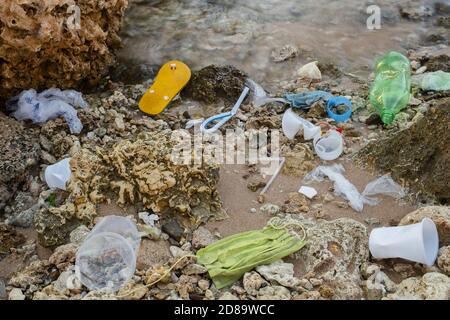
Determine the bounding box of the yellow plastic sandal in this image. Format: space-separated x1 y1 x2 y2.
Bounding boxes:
139 60 191 115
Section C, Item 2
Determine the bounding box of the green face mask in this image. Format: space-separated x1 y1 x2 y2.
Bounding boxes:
196 218 307 289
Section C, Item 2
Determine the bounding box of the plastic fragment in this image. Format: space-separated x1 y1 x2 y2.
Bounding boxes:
44 158 72 191
412 71 450 91
6 88 88 134
285 91 333 110
138 212 159 227
298 186 317 199
185 118 204 129
361 174 405 204
305 165 405 212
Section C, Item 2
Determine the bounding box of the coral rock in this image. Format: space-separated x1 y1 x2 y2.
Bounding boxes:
192 226 215 249
292 216 369 300
0 0 129 100
385 272 450 300
256 260 301 289
0 113 40 210
437 246 450 276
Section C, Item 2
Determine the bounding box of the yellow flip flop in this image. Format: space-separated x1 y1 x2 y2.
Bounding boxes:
139 60 191 115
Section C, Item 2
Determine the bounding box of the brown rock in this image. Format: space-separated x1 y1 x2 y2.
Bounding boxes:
355 100 450 203
0 113 40 209
0 0 129 100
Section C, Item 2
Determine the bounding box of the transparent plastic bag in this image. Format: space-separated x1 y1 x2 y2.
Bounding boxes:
75 216 141 293
305 164 367 212
305 165 405 212
362 174 405 204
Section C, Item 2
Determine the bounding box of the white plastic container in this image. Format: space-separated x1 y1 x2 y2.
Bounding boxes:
75 216 141 293
313 130 344 161
44 158 72 190
282 108 321 140
369 218 439 266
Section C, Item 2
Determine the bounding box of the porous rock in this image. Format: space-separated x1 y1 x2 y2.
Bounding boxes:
385 272 450 300
0 0 129 100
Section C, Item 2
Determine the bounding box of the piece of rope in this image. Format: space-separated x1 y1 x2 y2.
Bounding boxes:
267 216 307 243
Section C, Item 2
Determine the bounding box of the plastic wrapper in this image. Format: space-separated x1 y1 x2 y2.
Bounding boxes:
362 174 405 205
6 89 88 134
305 165 405 212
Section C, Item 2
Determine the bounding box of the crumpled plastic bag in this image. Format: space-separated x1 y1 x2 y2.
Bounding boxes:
285 91 333 110
362 174 405 205
6 88 88 134
412 71 450 91
304 164 405 212
196 221 306 289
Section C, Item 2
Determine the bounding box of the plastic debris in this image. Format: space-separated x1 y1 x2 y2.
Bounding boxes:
361 174 405 205
200 86 250 134
305 165 405 212
297 61 322 81
6 88 88 134
282 108 321 140
313 130 344 161
369 218 439 266
285 91 333 110
196 217 306 289
298 186 318 199
185 118 204 129
139 60 191 115
260 157 286 195
304 164 376 212
138 212 159 227
369 51 411 125
412 71 450 91
44 158 72 191
326 96 353 122
246 78 288 108
75 216 141 293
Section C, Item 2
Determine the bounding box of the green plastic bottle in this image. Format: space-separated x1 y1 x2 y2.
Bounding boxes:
369 51 411 125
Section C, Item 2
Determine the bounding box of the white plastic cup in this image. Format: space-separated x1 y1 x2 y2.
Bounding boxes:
369 218 439 266
75 216 141 293
282 108 321 140
282 108 303 140
302 120 321 140
88 216 141 252
313 130 344 161
44 158 72 190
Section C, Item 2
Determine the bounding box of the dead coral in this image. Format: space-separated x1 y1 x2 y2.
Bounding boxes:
0 0 129 100
0 112 40 209
35 130 225 247
354 99 450 203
